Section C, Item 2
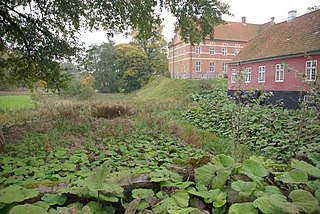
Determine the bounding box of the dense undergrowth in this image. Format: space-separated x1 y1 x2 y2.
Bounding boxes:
0 77 319 213
183 88 320 162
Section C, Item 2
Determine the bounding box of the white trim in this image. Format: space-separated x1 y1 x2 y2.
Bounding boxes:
209 62 215 72
275 64 284 82
168 43 244 53
305 60 317 81
258 66 266 83
168 58 232 63
245 67 252 83
195 61 201 72
231 69 237 83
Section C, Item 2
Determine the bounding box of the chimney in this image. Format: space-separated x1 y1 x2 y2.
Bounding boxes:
242 17 246 24
271 17 275 23
287 10 297 22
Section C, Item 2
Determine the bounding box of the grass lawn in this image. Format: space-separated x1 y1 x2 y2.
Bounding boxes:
0 95 33 110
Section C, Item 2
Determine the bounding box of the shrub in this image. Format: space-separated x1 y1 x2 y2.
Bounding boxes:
91 104 133 119
61 79 95 100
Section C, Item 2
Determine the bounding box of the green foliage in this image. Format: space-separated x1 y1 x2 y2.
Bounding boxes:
229 202 258 214
83 41 118 93
1 154 320 213
240 159 268 181
153 189 190 213
9 204 47 214
183 89 320 162
1 0 229 89
41 194 67 206
60 75 96 99
114 44 148 92
131 23 168 77
0 186 39 204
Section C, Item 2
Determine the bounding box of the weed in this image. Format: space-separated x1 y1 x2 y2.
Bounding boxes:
91 104 133 119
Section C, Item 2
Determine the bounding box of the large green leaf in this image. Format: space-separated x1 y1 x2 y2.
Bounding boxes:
149 168 182 185
253 194 286 214
0 186 39 204
153 190 189 214
308 153 320 165
61 165 124 202
188 188 226 207
132 189 154 199
194 163 217 188
211 154 235 168
288 189 319 213
41 194 67 206
211 168 231 190
231 180 256 197
315 189 320 201
9 204 47 214
291 159 320 178
240 159 268 181
229 202 258 214
276 169 308 183
168 207 197 214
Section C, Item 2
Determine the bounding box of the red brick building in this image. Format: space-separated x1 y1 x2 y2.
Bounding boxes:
168 18 273 79
228 10 320 109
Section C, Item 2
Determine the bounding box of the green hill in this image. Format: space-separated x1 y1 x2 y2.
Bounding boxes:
133 77 227 106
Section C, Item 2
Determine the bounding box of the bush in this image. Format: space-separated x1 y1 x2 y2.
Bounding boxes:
61 80 95 100
91 104 133 119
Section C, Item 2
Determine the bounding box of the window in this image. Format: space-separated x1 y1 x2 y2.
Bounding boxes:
222 48 227 55
195 46 201 54
303 95 312 103
245 67 252 83
195 62 201 72
209 62 215 72
305 60 317 81
231 69 237 83
209 47 215 54
183 62 187 72
275 64 284 82
258 66 266 82
234 48 240 55
222 63 227 73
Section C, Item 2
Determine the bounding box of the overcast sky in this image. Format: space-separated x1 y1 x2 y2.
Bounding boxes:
80 0 320 47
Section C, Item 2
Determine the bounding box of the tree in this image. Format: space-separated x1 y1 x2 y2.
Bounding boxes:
0 0 230 89
114 44 148 92
131 23 168 77
83 41 118 93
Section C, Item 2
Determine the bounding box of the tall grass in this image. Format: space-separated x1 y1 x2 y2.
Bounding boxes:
1 77 231 155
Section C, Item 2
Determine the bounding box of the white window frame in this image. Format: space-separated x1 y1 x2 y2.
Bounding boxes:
231 69 237 83
303 95 312 103
183 62 187 72
195 61 201 72
305 60 317 81
209 47 215 55
234 48 240 55
245 67 252 83
275 64 284 82
258 66 266 82
222 48 227 55
195 46 201 54
209 62 215 72
222 63 227 73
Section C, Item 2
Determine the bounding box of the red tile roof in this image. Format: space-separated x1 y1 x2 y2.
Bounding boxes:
168 20 273 46
214 21 272 42
231 10 320 63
